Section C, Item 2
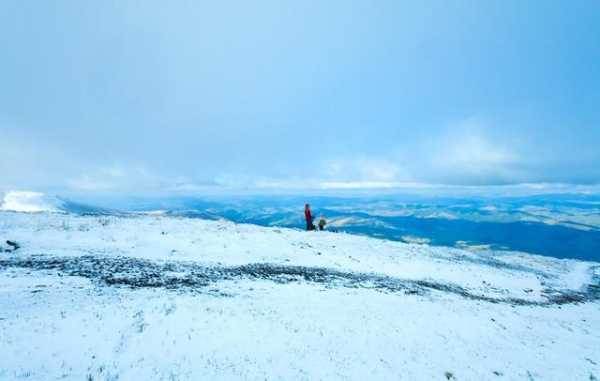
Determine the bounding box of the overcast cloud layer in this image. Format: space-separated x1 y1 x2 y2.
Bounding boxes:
1 1 599 193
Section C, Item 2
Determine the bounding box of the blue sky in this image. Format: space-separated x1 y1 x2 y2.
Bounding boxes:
1 1 599 193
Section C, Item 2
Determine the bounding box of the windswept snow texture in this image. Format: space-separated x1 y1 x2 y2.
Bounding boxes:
1 212 599 380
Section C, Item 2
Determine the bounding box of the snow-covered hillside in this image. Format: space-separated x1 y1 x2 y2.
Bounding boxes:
0 191 64 213
1 211 599 380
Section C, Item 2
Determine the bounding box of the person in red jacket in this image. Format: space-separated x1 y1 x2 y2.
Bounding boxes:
304 203 315 231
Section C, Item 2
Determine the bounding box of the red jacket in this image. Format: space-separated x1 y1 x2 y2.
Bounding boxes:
305 208 312 223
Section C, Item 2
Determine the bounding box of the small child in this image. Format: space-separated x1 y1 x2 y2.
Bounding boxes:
318 215 327 231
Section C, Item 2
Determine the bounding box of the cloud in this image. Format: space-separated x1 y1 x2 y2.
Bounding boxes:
2 1 600 193
0 126 77 191
2 113 597 195
422 117 523 184
303 117 525 187
322 157 410 183
317 181 425 190
66 165 170 192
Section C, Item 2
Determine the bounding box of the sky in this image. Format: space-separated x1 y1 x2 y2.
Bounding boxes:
1 0 599 194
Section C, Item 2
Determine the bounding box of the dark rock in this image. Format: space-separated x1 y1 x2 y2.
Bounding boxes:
6 240 20 250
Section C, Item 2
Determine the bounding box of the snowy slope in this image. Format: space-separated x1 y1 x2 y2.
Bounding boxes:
0 191 64 213
0 211 599 380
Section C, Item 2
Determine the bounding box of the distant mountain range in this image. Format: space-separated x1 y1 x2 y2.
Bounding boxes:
3 191 600 262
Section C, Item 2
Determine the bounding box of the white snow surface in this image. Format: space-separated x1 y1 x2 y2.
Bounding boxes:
0 191 64 213
0 211 599 380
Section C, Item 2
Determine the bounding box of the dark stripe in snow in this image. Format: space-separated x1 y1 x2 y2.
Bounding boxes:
1 254 598 306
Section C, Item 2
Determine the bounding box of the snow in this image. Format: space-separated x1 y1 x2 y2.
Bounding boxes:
1 211 599 380
0 191 64 213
